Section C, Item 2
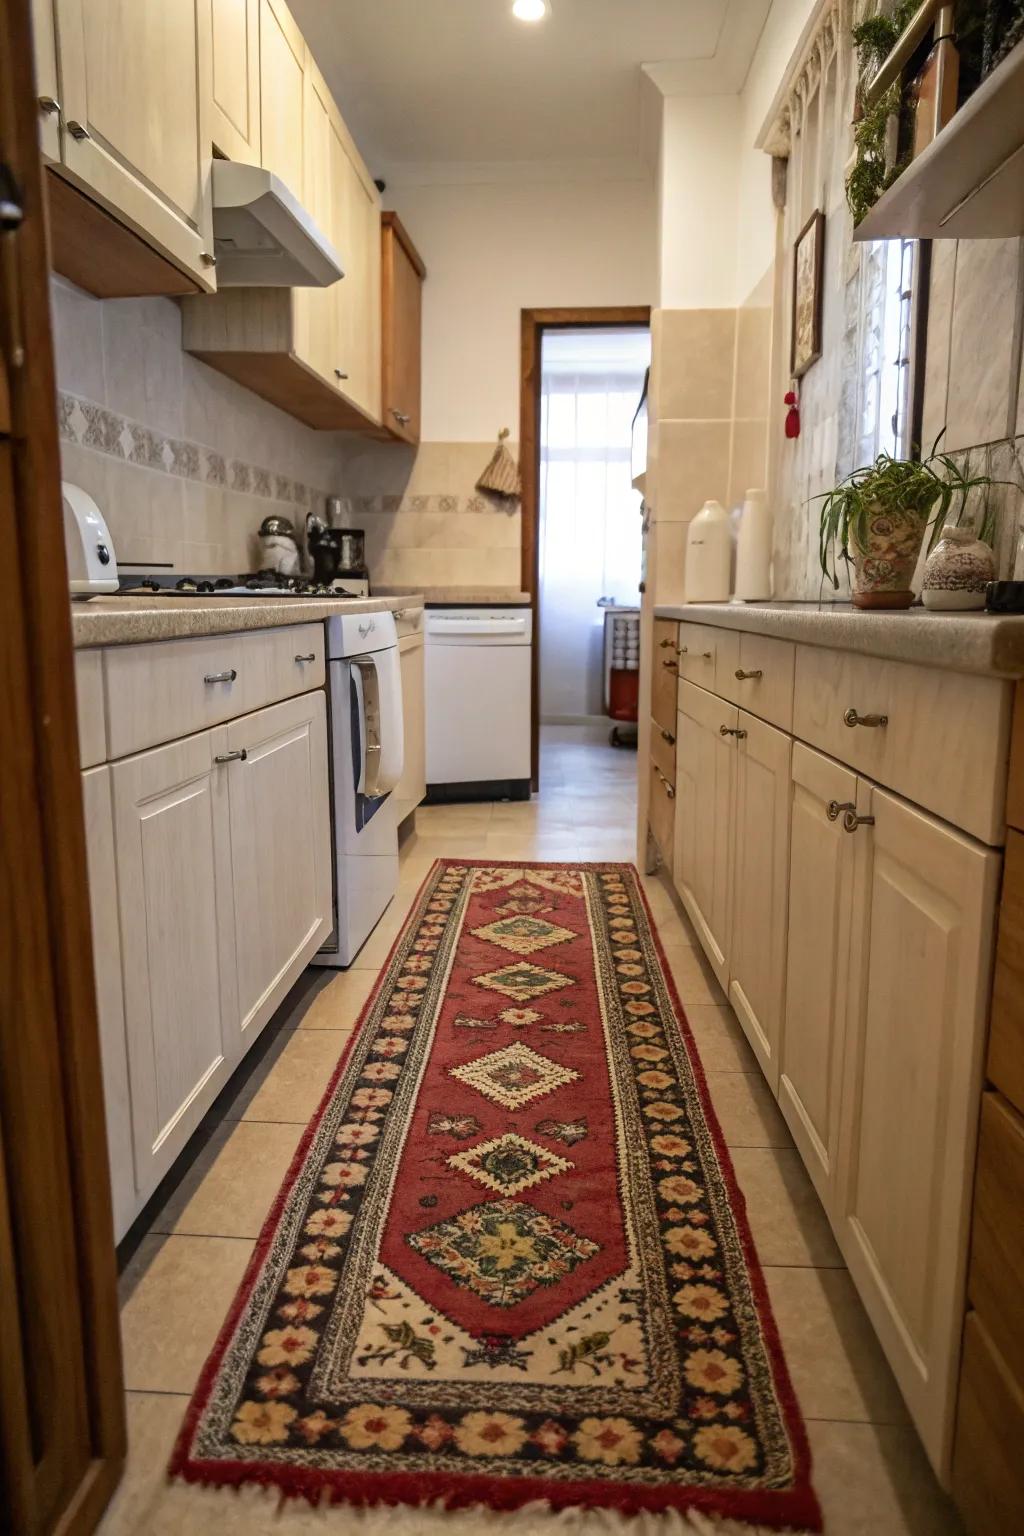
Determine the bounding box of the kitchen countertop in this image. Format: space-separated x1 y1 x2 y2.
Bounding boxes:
654 600 1024 678
71 593 423 648
377 586 531 606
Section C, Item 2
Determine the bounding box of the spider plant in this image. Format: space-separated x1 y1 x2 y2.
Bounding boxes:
817 437 1001 592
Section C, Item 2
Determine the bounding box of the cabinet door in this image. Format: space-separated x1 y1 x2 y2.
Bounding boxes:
778 743 858 1205
393 637 426 826
294 56 336 388
53 0 215 286
673 679 735 988
222 691 331 1049
837 785 1000 1471
332 124 382 422
259 0 305 192
210 0 260 163
31 0 61 159
111 731 237 1199
382 216 423 442
81 766 136 1240
728 712 792 1091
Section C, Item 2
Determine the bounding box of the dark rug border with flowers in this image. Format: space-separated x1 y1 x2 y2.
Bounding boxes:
170 860 821 1530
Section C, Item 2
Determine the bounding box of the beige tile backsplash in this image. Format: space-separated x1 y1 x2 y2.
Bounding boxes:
943 238 1024 453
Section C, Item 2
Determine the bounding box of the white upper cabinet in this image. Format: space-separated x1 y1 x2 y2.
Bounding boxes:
837 784 1000 1471
728 712 792 1092
209 0 261 163
53 0 216 287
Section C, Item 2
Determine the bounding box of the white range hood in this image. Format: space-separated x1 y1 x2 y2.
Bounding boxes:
210 160 344 287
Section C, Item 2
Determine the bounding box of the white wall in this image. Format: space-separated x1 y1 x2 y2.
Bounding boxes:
383 177 658 442
656 96 742 310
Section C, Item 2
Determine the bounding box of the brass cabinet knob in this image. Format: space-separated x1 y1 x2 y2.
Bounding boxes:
66 119 90 140
842 809 875 833
719 725 747 739
38 94 61 115
827 799 856 822
735 668 763 680
844 707 888 728
660 728 675 745
214 749 247 765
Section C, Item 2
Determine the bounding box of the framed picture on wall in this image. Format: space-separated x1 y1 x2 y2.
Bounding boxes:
791 209 825 378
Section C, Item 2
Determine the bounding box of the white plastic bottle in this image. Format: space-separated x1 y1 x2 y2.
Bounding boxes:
685 500 731 603
734 488 773 601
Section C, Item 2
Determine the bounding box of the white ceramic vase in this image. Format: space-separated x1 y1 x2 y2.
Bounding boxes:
921 525 994 611
685 500 731 603
734 488 773 601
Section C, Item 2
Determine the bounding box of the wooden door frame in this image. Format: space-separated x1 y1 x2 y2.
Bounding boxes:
519 306 651 788
1 0 126 1529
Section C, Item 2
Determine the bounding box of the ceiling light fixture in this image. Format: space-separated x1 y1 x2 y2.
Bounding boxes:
512 0 549 21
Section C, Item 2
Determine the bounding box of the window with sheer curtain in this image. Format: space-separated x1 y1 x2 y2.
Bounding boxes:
538 328 650 722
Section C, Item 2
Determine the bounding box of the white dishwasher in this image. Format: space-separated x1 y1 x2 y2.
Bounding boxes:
425 605 532 801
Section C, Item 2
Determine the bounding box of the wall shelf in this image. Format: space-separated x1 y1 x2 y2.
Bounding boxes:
854 37 1024 241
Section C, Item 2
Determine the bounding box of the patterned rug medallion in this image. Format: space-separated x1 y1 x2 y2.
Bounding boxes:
171 861 821 1531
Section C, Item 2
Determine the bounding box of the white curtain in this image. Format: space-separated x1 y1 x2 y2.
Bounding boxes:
539 328 649 721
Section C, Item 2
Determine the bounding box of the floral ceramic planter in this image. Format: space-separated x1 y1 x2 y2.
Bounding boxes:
849 500 932 609
921 525 995 610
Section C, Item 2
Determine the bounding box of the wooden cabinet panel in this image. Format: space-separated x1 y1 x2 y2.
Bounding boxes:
295 55 336 389
651 620 678 735
333 127 382 422
382 212 425 443
968 1090 1024 1384
649 762 676 874
393 635 426 825
989 828 1024 1114
718 632 795 732
30 0 60 159
677 621 726 688
111 730 237 1197
673 680 736 987
728 712 791 1090
649 713 676 782
793 643 1012 845
75 647 106 767
53 0 215 286
223 692 331 1050
952 1312 1024 1535
210 0 260 163
81 766 135 1240
837 785 1000 1470
259 0 304 191
778 743 858 1206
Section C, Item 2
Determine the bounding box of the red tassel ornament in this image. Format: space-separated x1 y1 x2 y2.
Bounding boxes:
784 388 800 440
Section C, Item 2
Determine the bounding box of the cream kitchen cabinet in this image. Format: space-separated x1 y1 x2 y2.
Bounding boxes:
674 680 735 988
210 0 261 164
838 783 1000 1470
728 712 792 1091
393 626 426 826
259 0 304 188
48 0 217 289
778 743 859 1205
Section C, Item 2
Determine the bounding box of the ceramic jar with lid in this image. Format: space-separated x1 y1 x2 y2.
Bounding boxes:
921 525 995 610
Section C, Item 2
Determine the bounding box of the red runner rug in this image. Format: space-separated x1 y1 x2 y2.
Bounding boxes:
171 861 821 1531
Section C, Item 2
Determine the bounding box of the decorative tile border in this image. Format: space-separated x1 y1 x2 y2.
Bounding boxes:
57 390 519 521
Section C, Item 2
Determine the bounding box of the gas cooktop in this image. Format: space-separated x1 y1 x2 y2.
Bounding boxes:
116 573 366 598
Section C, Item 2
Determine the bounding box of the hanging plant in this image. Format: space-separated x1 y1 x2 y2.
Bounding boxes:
846 1 917 224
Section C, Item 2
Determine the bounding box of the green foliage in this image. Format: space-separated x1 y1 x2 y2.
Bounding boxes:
846 1 917 224
817 435 1003 590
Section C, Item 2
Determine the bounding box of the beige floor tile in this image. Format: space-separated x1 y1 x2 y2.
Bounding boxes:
685 1003 758 1071
704 1070 793 1147
147 1120 302 1240
485 833 582 861
662 943 727 1007
807 1420 961 1535
765 1266 909 1425
349 900 415 972
399 833 490 860
295 967 377 1026
220 1028 347 1124
119 1235 252 1393
729 1146 844 1268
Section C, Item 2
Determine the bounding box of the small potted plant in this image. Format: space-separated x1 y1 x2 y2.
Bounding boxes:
818 440 999 608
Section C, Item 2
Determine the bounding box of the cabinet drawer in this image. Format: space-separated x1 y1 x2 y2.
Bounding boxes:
951 1312 1024 1536
652 620 680 734
104 624 326 758
75 649 107 767
968 1091 1024 1384
650 714 676 781
392 603 424 641
719 633 795 731
677 621 727 688
793 644 1011 844
649 762 676 869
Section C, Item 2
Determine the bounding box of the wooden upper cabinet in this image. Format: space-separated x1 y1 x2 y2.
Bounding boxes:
381 211 425 443
52 0 217 288
259 0 304 191
333 124 382 422
30 0 60 159
210 0 260 164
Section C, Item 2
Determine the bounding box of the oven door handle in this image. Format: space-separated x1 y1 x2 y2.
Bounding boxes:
351 655 383 798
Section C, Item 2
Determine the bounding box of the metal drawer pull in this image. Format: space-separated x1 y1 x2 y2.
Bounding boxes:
660 728 675 745
657 770 676 799
701 650 713 660
719 725 747 739
200 250 217 267
842 809 875 833
735 668 763 680
66 119 90 140
390 408 411 425
214 749 247 765
844 707 888 728
677 645 688 655
295 652 317 663
662 659 678 672
659 638 675 649
392 608 410 620
335 367 349 380
204 668 237 685
38 95 61 115
827 799 856 822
